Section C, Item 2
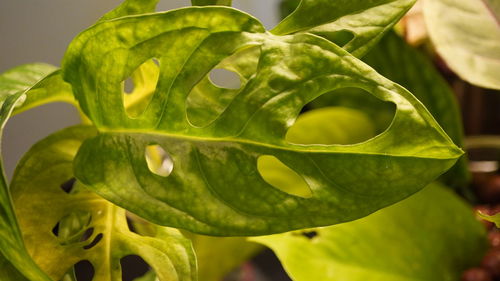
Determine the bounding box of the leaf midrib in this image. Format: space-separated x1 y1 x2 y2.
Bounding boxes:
97 128 460 159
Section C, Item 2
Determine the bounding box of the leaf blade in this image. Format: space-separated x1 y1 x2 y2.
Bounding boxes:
253 183 487 281
423 0 500 89
64 7 463 236
272 0 417 56
0 64 57 281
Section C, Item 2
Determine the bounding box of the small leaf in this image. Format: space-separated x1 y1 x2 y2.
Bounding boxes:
478 211 500 228
63 7 463 236
272 0 417 56
0 65 56 281
423 0 500 89
0 63 76 116
11 126 197 281
253 183 488 281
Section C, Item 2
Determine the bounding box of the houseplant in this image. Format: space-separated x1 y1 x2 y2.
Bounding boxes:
0 0 497 280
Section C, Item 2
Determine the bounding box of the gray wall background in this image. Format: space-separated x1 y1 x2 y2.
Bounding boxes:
0 0 280 177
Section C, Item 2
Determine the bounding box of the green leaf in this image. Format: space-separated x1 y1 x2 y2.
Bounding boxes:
0 65 55 281
478 211 500 228
253 183 488 281
259 106 377 198
63 7 462 236
0 255 29 281
0 63 76 116
130 214 262 281
309 32 469 188
191 0 232 6
362 32 469 187
423 0 500 89
0 63 56 98
100 0 159 22
11 126 197 281
272 0 417 57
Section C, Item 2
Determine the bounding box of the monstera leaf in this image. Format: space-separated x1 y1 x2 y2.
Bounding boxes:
11 126 197 281
423 0 500 89
254 183 487 281
272 0 417 56
62 6 462 236
479 211 500 228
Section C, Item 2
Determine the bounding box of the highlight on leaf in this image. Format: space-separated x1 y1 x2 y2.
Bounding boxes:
62 6 463 236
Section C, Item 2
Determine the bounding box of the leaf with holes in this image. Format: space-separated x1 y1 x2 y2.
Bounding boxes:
11 126 197 281
253 183 487 281
63 6 463 236
361 32 469 188
312 32 469 188
423 0 500 89
272 0 417 57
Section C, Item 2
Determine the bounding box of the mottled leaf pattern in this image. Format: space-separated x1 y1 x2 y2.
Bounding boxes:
63 7 462 235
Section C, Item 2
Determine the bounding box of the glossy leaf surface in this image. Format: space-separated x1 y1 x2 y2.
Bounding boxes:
63 6 462 236
362 32 469 187
11 126 197 281
423 0 500 89
0 65 56 281
254 183 487 281
310 32 469 187
272 0 416 56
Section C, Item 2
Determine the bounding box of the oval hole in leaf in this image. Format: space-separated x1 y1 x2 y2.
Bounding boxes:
257 155 312 198
300 230 318 240
120 255 151 281
60 177 76 194
186 46 260 128
123 77 135 95
123 59 160 118
79 227 94 242
145 144 173 177
287 88 396 145
209 68 241 89
74 260 94 281
152 58 160 67
83 233 103 250
52 222 60 237
54 211 92 245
